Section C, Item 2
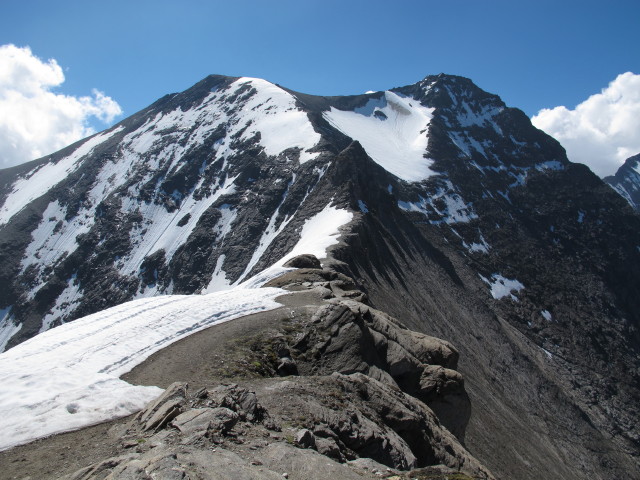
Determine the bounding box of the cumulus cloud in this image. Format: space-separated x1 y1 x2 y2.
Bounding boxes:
0 44 122 169
532 72 640 178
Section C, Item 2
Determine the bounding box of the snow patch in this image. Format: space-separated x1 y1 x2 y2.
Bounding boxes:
535 160 564 171
0 127 123 226
456 101 503 128
234 78 320 163
399 181 478 224
275 204 353 267
358 200 369 213
0 287 283 451
40 274 82 332
0 309 20 353
323 91 435 182
236 203 354 291
480 274 525 301
202 255 231 293
541 310 553 321
464 233 490 253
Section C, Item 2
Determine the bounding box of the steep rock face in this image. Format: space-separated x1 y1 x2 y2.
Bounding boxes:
324 78 640 479
0 75 342 348
605 152 640 211
0 73 639 479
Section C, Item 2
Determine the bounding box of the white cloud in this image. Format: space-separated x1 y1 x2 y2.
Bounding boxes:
0 44 122 169
532 72 640 178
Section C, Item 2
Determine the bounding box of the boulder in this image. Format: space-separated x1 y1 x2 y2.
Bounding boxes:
314 436 344 462
277 357 298 376
283 254 321 269
142 399 183 432
207 384 265 422
171 407 239 436
294 429 316 449
137 382 187 432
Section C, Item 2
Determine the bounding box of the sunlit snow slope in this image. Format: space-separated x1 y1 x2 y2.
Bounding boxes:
323 91 435 182
0 287 283 451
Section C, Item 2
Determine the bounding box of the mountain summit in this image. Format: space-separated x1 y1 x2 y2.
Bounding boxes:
605 152 640 211
0 74 638 479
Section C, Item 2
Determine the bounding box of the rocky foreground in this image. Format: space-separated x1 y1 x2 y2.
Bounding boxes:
2 256 493 479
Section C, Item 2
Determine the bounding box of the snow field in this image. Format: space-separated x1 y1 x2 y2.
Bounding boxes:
0 287 283 451
323 91 435 182
235 78 320 163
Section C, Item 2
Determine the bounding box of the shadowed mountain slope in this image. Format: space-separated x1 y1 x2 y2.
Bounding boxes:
0 73 638 479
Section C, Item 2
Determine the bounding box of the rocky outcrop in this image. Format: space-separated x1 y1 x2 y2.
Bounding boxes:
265 264 470 441
282 254 322 269
66 377 490 480
61 260 492 480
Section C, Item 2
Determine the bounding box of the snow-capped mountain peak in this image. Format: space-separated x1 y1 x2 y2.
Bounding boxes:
605 152 640 211
0 72 639 479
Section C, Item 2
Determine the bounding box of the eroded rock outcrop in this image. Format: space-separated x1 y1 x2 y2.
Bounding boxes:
266 262 470 441
67 377 490 480
63 257 492 480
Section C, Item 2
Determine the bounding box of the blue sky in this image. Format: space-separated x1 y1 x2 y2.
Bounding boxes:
1 0 639 173
3 0 637 116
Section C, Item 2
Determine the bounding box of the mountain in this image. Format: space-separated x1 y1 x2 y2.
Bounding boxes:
0 74 639 479
605 152 640 211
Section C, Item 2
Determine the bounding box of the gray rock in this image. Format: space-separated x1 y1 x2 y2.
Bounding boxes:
277 357 298 376
289 298 469 440
310 285 334 299
142 399 183 432
171 407 238 436
67 444 373 480
259 443 366 480
283 254 321 269
418 365 464 398
314 436 344 462
67 454 141 480
207 384 264 422
312 423 339 440
255 373 492 478
137 382 187 432
294 429 316 449
207 407 239 433
347 457 399 475
418 365 469 440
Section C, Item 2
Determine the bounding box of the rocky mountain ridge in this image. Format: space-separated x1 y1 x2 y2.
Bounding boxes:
605 152 640 211
0 73 639 479
1 261 493 480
